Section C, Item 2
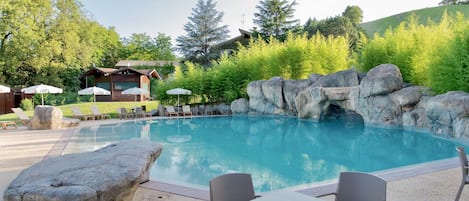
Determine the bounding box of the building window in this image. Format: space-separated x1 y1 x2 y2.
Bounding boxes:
96 82 111 90
114 82 138 90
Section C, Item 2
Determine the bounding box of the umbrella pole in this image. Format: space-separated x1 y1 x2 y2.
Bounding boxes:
178 94 180 112
94 94 96 103
41 94 44 105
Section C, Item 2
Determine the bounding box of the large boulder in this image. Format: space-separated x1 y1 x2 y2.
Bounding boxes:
312 69 360 88
262 77 284 108
231 98 249 114
402 96 431 129
424 91 469 137
247 78 285 114
214 103 231 115
296 87 359 120
296 87 327 120
359 64 404 97
283 79 315 115
29 105 63 130
4 139 163 201
356 95 402 127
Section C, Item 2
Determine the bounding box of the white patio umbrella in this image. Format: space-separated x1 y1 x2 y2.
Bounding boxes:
166 88 191 110
21 84 63 105
122 87 149 102
78 86 111 103
0 85 10 93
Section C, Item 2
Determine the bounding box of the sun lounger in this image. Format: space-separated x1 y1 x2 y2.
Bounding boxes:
165 106 179 117
11 108 31 126
71 106 94 120
0 121 17 130
118 108 134 119
91 105 111 120
182 105 192 117
135 107 152 118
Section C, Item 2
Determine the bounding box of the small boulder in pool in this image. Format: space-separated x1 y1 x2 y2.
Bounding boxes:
3 139 163 201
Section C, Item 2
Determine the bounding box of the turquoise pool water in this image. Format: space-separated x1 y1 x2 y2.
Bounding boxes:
64 115 465 192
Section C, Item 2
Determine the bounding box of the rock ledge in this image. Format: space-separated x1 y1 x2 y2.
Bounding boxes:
4 139 163 201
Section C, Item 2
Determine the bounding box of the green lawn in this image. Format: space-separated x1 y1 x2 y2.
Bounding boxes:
361 5 469 37
0 101 160 122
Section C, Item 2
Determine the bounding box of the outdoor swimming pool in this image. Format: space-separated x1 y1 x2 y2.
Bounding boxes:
63 115 466 192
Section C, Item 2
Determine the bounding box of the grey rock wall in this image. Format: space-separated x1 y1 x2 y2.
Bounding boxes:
233 63 469 138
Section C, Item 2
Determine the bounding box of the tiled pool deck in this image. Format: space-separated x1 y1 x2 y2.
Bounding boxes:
0 117 468 201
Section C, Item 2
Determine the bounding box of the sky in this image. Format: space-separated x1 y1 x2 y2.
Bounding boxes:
78 0 441 40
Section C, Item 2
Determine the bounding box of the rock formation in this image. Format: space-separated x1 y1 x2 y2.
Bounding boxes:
29 105 64 129
4 139 163 201
28 105 79 129
234 64 469 138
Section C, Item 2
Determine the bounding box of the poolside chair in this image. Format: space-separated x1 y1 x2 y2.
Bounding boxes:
209 173 260 201
91 105 111 120
70 106 94 120
0 121 17 130
118 108 134 119
182 105 192 117
135 107 152 118
455 147 469 201
11 108 31 126
318 172 386 201
165 106 179 117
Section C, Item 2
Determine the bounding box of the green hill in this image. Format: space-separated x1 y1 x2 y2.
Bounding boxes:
360 5 469 37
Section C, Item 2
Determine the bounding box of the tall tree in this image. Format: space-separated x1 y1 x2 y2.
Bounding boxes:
342 5 363 26
0 0 122 89
120 33 175 61
439 0 469 5
176 0 229 66
253 0 300 41
304 6 364 51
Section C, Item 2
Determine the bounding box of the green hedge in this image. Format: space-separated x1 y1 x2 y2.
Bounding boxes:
358 12 469 93
155 33 353 104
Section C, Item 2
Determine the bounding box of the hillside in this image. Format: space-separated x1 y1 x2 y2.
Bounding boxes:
360 5 469 37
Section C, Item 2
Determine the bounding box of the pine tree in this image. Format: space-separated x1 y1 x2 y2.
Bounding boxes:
253 0 300 41
176 0 229 66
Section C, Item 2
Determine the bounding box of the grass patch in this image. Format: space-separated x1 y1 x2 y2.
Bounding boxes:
361 5 469 37
0 101 160 121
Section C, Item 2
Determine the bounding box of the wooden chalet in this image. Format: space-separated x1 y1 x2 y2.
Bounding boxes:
83 67 161 102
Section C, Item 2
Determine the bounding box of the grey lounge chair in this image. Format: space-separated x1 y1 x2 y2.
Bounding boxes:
135 107 152 118
209 173 260 201
165 106 179 117
455 147 469 201
117 108 134 119
70 106 94 120
319 172 386 201
91 105 111 120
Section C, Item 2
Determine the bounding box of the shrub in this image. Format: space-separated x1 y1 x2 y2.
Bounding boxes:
429 14 469 93
154 33 353 104
357 11 468 93
20 98 34 111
